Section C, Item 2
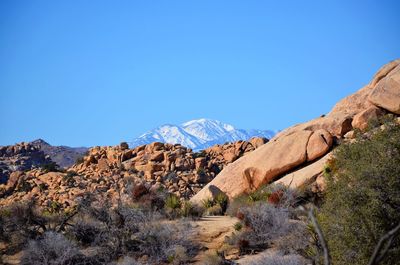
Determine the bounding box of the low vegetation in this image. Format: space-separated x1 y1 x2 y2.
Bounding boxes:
318 116 400 265
0 193 198 265
224 184 311 263
2 116 400 264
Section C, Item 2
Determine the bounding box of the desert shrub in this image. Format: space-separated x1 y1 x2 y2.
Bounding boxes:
180 200 194 217
247 186 271 202
165 194 181 210
0 201 69 250
75 156 84 164
131 183 149 199
135 220 195 263
202 251 225 265
234 222 243 231
201 193 229 216
206 204 223 216
226 194 251 217
180 200 204 219
245 250 307 265
197 167 206 175
120 142 129 150
21 231 81 265
38 183 48 192
2 196 197 264
318 119 400 265
192 150 206 159
16 178 32 192
114 256 142 265
215 193 228 213
63 171 77 185
41 162 60 173
238 203 292 250
202 198 215 209
70 219 101 246
165 194 182 219
274 221 310 255
69 197 196 264
166 244 189 264
226 184 299 217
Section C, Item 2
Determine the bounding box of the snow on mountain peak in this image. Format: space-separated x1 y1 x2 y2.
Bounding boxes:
129 119 276 150
181 119 236 142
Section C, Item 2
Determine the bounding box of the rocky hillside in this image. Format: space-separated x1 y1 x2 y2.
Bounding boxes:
0 142 53 184
30 139 88 168
0 137 267 209
192 59 400 203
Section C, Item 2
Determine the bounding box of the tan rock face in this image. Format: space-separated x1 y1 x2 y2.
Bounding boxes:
249 137 268 148
369 63 400 114
369 59 400 88
191 130 320 203
275 152 332 189
352 105 385 130
306 129 333 162
193 60 400 203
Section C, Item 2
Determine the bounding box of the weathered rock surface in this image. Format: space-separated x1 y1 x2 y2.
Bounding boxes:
0 142 53 184
352 105 385 130
192 59 400 203
306 129 333 161
192 130 333 202
0 138 267 209
369 61 400 114
275 152 332 189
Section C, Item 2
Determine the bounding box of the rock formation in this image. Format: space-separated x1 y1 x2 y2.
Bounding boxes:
0 137 267 209
0 142 53 184
191 59 400 203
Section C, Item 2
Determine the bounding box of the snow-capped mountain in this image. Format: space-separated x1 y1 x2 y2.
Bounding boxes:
129 119 276 150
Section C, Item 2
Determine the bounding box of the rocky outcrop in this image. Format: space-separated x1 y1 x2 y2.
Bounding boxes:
70 138 267 199
275 153 332 189
0 142 53 184
0 138 267 209
191 130 332 202
352 105 385 130
191 59 400 203
368 59 400 114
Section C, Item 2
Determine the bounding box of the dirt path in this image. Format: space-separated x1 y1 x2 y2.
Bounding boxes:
190 215 239 264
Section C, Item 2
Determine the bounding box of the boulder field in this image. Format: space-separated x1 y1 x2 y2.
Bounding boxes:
191 59 400 203
0 137 267 209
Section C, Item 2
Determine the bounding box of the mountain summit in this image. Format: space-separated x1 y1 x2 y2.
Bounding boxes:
129 119 276 150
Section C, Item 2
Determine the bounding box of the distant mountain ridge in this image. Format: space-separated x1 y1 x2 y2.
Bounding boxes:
30 139 88 168
129 118 276 150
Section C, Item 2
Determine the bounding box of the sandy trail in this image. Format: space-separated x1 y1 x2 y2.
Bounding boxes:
190 215 239 264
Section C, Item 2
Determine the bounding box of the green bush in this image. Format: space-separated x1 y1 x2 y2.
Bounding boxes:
180 200 204 219
165 194 181 210
215 193 228 213
165 194 181 219
41 162 60 173
234 222 243 231
318 119 400 265
202 198 215 209
201 193 229 215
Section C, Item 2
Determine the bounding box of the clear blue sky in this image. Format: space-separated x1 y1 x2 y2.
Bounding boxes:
1 1 399 147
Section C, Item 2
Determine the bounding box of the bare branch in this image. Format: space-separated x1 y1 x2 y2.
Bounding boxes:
368 222 400 265
308 206 330 265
